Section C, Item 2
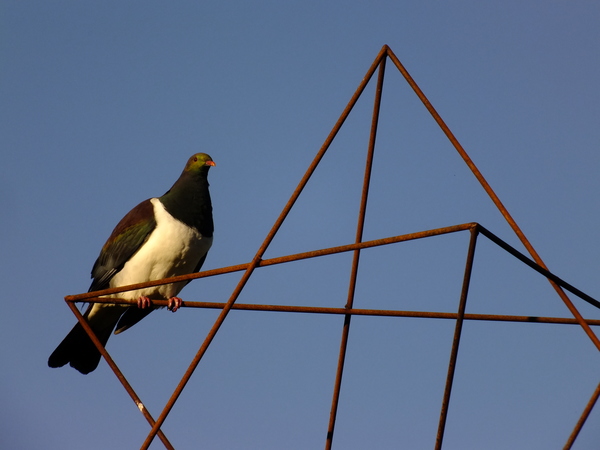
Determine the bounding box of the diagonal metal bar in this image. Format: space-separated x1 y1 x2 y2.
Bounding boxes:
64 301 174 449
66 224 476 303
477 225 600 309
326 55 386 449
435 225 479 449
140 44 392 449
382 45 600 352
564 379 600 449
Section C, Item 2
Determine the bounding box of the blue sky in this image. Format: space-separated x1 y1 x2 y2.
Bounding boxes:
2 1 600 449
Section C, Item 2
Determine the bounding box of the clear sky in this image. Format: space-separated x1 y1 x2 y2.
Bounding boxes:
2 1 600 449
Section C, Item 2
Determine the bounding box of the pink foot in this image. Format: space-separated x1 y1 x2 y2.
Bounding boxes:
167 297 183 312
137 296 152 309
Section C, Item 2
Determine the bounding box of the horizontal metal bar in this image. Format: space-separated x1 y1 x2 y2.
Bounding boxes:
79 297 600 326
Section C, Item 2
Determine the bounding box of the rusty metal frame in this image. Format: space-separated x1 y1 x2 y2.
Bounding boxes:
61 45 600 449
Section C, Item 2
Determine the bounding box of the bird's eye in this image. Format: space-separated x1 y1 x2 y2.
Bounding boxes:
193 157 198 162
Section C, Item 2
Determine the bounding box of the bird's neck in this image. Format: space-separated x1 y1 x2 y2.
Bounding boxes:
159 175 213 237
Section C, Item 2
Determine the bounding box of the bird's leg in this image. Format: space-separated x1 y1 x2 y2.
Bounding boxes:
137 296 152 309
167 297 183 312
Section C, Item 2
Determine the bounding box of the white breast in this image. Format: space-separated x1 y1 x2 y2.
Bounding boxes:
108 197 212 300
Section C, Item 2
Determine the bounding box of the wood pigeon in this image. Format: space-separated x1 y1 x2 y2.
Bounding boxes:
48 153 215 374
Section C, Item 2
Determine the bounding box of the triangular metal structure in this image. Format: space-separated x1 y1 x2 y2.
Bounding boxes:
62 45 600 449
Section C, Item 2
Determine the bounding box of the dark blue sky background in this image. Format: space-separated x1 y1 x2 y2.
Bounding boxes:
2 2 600 449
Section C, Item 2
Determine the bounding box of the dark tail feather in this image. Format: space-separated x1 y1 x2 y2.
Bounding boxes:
48 320 114 375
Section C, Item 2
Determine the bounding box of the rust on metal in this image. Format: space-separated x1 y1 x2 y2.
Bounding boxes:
435 226 478 449
75 297 600 326
65 302 174 449
326 54 387 450
563 380 600 449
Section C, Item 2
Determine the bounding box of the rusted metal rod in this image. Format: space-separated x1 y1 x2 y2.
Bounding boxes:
563 380 600 449
74 297 600 326
64 302 174 449
436 226 479 449
326 55 386 450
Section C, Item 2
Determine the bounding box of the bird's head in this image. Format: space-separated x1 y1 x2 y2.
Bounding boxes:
184 153 216 176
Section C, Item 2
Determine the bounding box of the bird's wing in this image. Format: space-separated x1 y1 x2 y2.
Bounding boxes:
89 199 157 292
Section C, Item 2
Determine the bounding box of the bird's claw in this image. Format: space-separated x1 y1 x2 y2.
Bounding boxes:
167 297 183 312
137 296 152 309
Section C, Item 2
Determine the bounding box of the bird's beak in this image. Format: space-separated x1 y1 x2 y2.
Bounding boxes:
206 161 216 167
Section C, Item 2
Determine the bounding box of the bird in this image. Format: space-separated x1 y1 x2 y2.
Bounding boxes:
48 153 215 374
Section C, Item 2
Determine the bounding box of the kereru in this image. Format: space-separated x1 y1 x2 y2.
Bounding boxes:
48 153 215 374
